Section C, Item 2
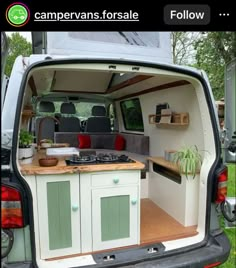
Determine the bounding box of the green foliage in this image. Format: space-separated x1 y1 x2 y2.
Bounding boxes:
221 164 236 268
171 32 200 65
173 145 202 179
75 102 94 118
19 129 34 148
227 164 236 197
5 33 32 77
194 32 236 99
172 32 236 99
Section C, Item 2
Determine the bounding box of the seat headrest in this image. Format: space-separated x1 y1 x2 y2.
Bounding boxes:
60 103 76 114
92 106 106 116
39 101 55 113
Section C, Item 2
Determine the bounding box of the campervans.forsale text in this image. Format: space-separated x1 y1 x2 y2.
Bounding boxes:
1 32 231 268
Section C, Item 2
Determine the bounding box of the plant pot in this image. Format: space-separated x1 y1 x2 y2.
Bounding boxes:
164 150 177 162
18 146 34 164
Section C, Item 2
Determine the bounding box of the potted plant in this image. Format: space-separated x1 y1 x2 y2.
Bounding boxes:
40 139 53 148
173 145 202 179
18 129 35 164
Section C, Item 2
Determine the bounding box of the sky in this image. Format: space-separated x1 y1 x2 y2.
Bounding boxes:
6 31 32 42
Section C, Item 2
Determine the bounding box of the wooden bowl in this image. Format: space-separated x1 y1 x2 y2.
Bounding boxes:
39 157 58 167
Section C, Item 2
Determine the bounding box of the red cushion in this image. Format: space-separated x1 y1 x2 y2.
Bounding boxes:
78 134 91 149
115 134 125 151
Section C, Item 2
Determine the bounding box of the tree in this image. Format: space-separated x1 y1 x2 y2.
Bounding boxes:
5 33 32 77
171 32 200 65
194 32 236 99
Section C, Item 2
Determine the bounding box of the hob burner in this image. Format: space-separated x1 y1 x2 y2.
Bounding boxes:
97 153 119 163
69 154 97 164
66 153 135 165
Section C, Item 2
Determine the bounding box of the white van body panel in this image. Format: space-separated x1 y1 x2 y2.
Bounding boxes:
46 32 173 63
1 74 9 110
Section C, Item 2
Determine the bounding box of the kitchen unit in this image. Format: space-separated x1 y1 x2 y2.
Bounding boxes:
22 151 143 259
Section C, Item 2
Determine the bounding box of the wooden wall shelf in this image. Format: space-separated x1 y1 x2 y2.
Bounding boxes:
21 109 35 127
148 157 179 173
148 112 189 127
148 156 200 175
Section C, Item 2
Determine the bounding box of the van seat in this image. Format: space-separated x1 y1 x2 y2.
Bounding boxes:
85 106 111 132
58 102 81 132
35 101 56 143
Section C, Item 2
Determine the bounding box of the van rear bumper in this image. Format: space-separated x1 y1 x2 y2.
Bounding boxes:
129 232 231 268
92 231 231 268
2 231 230 268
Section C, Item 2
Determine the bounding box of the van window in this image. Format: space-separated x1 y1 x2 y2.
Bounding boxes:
120 98 144 131
75 102 105 120
108 103 115 129
36 101 105 120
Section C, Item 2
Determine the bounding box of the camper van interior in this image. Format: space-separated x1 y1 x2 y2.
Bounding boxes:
16 60 214 261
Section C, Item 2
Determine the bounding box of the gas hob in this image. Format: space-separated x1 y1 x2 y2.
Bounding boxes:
66 153 135 165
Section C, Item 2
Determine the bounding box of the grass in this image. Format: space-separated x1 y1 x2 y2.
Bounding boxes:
220 164 236 267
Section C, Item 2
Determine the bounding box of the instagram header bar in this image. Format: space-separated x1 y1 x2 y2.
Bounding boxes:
1 4 235 30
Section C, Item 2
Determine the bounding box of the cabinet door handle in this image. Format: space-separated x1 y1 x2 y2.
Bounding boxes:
72 205 79 212
113 178 119 184
131 199 137 205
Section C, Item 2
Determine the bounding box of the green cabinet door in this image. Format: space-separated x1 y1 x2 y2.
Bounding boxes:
37 174 81 259
92 186 139 251
47 181 72 250
101 195 130 241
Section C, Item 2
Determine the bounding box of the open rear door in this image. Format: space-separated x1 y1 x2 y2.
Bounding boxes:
224 58 236 163
1 32 9 110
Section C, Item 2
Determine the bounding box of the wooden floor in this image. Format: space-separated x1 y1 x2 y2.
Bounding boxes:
141 199 198 244
46 198 198 261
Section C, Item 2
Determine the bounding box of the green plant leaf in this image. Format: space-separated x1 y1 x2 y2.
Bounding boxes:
174 145 202 179
19 129 34 148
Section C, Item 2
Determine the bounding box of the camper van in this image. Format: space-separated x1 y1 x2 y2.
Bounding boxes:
1 32 231 268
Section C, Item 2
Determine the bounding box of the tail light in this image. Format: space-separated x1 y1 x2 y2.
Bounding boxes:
204 262 221 268
215 167 228 204
1 185 24 228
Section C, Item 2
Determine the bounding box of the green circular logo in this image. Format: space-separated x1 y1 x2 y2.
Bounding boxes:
6 3 30 27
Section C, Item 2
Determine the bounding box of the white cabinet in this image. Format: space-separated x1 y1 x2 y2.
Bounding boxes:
80 170 140 252
36 174 81 259
35 170 140 257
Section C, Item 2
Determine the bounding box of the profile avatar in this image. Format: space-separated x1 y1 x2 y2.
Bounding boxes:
6 3 30 27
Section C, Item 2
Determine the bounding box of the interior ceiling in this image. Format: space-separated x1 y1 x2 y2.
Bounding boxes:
109 76 180 100
31 69 181 100
52 71 113 93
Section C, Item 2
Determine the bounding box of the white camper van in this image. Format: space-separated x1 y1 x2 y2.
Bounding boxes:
1 32 231 268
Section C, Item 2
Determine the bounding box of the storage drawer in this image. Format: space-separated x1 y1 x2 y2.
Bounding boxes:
91 171 139 187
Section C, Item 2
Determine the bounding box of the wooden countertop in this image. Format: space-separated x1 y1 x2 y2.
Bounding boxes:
20 151 145 175
148 157 200 175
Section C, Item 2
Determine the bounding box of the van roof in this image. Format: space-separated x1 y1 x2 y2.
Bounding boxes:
32 32 173 63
